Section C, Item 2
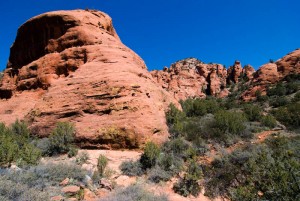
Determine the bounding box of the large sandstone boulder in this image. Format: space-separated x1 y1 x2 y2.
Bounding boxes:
151 58 228 100
0 9 178 148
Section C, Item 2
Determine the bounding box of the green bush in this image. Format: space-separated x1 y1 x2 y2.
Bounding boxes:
120 160 144 176
75 151 89 165
166 103 185 125
181 98 220 117
267 83 287 96
243 104 262 121
173 159 203 197
67 146 78 158
261 115 277 128
286 82 299 94
140 142 160 170
47 122 75 155
204 136 300 200
97 154 108 177
0 162 87 200
11 119 30 138
0 177 49 201
270 96 290 107
157 153 183 175
292 92 300 102
273 103 300 128
213 110 246 136
148 165 172 183
0 121 41 166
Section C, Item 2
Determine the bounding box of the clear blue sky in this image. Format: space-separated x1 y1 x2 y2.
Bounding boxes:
0 0 299 71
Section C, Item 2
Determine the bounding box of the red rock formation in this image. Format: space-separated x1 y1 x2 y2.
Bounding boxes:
253 63 279 84
0 10 178 148
241 49 300 101
242 65 255 80
227 61 243 84
276 49 300 78
151 58 228 100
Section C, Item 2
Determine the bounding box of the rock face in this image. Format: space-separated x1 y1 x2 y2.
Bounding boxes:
227 60 243 84
151 58 228 100
276 49 300 78
242 65 255 80
0 10 178 148
242 49 300 101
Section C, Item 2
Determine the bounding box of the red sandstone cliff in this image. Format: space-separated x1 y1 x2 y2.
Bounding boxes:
0 9 178 148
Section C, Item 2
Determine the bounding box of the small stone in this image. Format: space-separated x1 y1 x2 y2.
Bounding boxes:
50 195 64 201
59 178 70 186
62 185 80 196
83 188 97 201
66 198 77 201
258 191 264 196
99 178 113 191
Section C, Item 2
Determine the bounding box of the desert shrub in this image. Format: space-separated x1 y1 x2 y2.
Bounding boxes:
243 104 262 121
100 183 168 201
29 162 87 185
148 165 172 183
270 96 290 107
10 119 30 138
67 146 78 158
286 82 299 94
0 121 41 166
212 110 246 136
284 73 300 82
75 151 89 165
292 91 300 102
0 176 49 201
273 103 300 128
173 159 203 197
166 103 185 125
204 136 300 200
162 138 189 158
97 154 108 177
47 122 75 155
181 98 220 117
35 138 51 156
157 153 183 175
140 142 160 170
120 160 144 176
261 115 277 128
166 104 186 137
0 162 87 200
267 83 287 96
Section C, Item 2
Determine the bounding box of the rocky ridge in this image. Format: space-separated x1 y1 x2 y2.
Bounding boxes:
151 58 255 100
242 49 300 101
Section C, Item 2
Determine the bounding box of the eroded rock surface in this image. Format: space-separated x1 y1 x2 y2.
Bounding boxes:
0 10 178 148
242 49 300 101
151 58 228 100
